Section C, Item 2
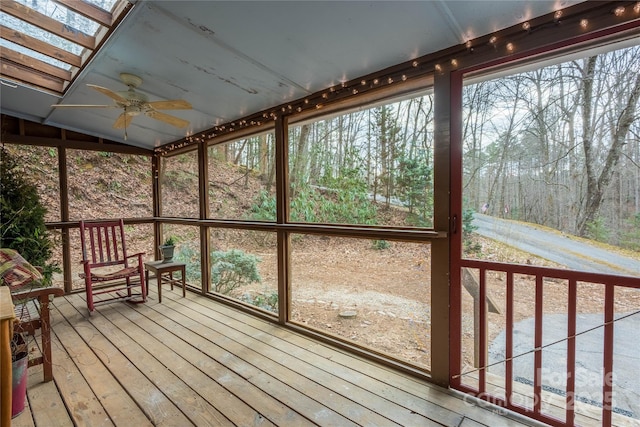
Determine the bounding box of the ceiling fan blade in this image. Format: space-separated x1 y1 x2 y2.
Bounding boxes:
146 99 192 110
113 113 133 129
51 104 117 108
146 110 189 128
87 84 130 105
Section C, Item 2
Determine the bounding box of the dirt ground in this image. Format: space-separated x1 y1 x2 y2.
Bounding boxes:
237 231 640 377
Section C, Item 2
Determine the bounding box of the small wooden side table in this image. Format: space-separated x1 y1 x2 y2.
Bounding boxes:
144 260 186 303
1 287 16 426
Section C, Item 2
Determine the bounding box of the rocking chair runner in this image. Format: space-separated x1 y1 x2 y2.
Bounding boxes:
79 219 146 312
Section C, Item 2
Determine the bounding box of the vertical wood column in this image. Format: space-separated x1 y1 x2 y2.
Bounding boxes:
152 153 162 259
431 68 455 387
275 116 290 324
58 145 72 293
198 142 211 293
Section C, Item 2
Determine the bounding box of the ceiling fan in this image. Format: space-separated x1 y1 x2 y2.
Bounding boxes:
51 73 192 130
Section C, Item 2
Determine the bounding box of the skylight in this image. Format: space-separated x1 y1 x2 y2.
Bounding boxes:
0 0 133 94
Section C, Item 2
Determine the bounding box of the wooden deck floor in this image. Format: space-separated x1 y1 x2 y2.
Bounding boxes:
12 287 542 427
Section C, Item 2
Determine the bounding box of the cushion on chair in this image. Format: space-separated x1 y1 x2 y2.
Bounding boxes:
0 248 46 293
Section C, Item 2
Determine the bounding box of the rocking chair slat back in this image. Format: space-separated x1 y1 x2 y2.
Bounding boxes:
81 220 127 267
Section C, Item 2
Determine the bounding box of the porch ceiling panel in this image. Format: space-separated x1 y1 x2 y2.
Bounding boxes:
1 1 584 150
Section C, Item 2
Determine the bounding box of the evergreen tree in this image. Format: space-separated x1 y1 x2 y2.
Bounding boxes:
0 146 57 282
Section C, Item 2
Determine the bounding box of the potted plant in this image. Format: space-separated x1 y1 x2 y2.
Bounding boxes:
159 236 176 263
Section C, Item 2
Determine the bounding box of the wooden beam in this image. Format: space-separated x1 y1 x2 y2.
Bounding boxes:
0 60 64 92
53 0 112 27
0 46 71 81
1 0 95 49
2 133 151 155
0 24 83 67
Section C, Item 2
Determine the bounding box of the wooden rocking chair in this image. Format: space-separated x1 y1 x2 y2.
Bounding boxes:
79 219 146 312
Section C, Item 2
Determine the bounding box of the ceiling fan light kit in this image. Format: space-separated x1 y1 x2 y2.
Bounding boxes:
52 73 192 132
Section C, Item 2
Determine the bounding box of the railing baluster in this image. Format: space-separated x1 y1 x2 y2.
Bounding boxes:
566 279 577 427
602 285 614 427
534 275 543 415
455 259 638 427
479 267 486 393
506 271 514 406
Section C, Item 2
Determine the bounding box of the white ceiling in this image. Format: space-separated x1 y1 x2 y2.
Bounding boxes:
0 1 582 150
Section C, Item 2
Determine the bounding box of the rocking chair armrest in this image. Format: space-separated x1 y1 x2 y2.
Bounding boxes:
11 287 64 303
125 252 146 260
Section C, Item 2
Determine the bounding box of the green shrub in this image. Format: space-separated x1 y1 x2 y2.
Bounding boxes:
462 208 478 236
250 176 377 225
585 216 609 243
241 290 278 312
372 239 390 250
211 249 261 294
0 147 59 284
249 190 276 221
173 244 201 283
621 213 640 251
462 208 482 256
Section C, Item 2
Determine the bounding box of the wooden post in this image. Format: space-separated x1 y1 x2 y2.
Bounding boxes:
0 287 15 425
58 145 73 293
275 115 290 324
198 141 210 293
432 68 452 387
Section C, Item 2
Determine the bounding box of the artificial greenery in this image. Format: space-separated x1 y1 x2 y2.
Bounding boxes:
0 146 58 283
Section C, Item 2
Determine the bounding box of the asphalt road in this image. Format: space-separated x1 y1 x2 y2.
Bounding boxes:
472 213 640 277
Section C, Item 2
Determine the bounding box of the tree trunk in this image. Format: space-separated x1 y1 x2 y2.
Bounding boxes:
577 59 640 236
290 124 311 197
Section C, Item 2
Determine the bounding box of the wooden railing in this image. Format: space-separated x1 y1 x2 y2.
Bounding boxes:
452 259 640 427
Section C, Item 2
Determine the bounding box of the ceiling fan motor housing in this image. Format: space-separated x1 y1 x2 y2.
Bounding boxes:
117 90 149 114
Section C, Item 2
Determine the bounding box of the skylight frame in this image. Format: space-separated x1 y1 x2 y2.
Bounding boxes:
0 0 133 94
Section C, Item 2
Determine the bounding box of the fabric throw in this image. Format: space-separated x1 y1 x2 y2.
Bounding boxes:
0 248 45 293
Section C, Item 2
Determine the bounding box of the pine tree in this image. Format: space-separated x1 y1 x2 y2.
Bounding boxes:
0 146 57 282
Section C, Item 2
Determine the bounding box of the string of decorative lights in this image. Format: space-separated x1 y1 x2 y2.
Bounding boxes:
157 1 639 156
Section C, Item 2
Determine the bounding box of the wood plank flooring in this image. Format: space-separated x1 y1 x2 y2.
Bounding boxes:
11 287 544 426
